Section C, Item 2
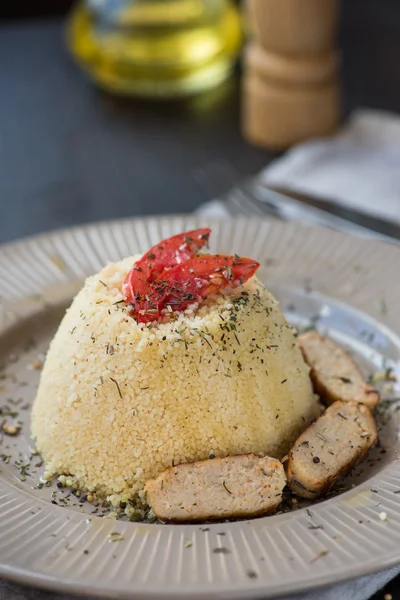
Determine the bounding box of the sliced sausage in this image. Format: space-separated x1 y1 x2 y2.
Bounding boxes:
286 400 378 499
145 454 286 522
299 331 380 409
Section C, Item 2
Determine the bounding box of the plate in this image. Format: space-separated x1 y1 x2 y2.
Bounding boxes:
0 215 399 599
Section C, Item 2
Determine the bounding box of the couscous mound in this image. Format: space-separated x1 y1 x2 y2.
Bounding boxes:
31 255 319 506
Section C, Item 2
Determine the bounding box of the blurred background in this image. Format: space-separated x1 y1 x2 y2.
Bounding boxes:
0 3 400 599
0 0 399 245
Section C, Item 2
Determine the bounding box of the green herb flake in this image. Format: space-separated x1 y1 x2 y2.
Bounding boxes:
225 266 232 279
213 547 231 555
223 481 233 495
110 377 123 399
192 328 212 348
310 550 329 564
107 532 125 543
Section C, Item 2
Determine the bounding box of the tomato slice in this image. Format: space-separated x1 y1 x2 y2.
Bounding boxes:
123 228 211 305
130 255 260 322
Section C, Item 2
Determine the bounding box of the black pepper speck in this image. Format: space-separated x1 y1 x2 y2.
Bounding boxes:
246 570 258 579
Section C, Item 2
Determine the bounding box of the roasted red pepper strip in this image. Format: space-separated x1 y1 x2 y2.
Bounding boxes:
123 228 211 305
131 255 260 323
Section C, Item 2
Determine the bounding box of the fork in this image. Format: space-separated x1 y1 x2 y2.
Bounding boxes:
193 161 399 244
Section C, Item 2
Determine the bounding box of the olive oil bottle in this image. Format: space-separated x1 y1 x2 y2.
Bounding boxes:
67 0 242 98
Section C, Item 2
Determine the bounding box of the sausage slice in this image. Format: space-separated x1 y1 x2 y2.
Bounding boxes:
286 400 378 499
145 454 286 522
299 331 380 409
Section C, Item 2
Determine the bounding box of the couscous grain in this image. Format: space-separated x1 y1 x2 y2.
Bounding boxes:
31 255 319 506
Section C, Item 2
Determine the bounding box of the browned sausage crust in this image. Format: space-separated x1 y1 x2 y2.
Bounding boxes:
286 400 378 499
145 454 286 522
299 331 380 409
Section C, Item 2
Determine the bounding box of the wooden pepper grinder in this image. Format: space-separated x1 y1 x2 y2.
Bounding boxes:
242 0 342 150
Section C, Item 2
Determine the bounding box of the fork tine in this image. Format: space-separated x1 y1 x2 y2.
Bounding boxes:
227 186 276 218
193 161 280 219
225 191 249 217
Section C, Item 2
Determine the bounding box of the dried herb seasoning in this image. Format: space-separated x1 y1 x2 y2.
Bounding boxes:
110 377 122 399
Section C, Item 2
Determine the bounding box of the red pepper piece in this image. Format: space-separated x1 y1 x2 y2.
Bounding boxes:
123 228 211 305
132 255 260 322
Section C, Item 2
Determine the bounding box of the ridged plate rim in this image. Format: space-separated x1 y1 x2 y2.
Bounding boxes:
0 214 399 599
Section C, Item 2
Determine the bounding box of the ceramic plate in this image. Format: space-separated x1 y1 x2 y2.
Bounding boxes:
0 216 399 599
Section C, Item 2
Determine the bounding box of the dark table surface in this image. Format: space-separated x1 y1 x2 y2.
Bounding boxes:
1 0 400 246
1 2 400 599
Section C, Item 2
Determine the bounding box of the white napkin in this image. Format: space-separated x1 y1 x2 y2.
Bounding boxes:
261 108 400 225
